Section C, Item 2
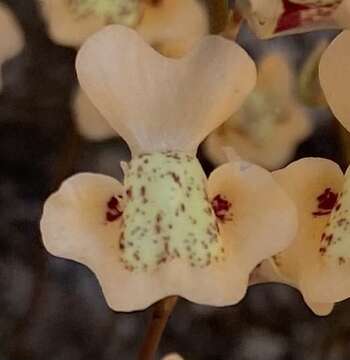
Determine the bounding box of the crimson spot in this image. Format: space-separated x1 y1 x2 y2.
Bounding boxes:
106 196 123 222
212 194 232 222
312 188 338 217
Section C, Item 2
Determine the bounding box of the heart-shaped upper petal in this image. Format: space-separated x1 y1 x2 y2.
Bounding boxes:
76 25 256 156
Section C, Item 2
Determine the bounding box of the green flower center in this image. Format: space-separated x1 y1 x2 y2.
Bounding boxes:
70 0 141 26
119 152 225 272
234 89 286 145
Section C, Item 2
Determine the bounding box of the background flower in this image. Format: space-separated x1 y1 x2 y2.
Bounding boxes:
203 52 312 170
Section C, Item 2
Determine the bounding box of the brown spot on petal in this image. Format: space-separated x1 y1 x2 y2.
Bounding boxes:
339 257 346 265
312 188 338 217
211 194 232 222
106 196 123 222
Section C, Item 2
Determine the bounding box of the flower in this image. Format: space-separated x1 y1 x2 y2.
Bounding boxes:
39 0 142 47
39 0 209 51
203 52 312 170
0 3 24 91
236 0 349 39
40 25 298 311
233 0 350 148
251 157 350 316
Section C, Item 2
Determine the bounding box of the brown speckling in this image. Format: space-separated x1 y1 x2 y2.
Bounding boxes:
169 171 182 187
121 151 225 272
140 186 146 197
126 187 133 199
339 257 346 265
155 224 161 234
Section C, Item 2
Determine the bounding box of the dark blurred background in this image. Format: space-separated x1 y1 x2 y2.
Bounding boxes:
1 0 350 359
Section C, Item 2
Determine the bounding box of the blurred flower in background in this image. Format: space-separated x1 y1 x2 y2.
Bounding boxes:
203 51 312 170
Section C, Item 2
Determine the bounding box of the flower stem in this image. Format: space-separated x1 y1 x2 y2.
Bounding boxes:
206 0 229 34
221 9 242 40
138 296 178 360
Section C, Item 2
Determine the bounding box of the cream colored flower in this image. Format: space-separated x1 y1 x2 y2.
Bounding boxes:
203 52 312 170
39 0 209 51
230 1 350 139
252 157 350 316
40 26 298 312
0 4 24 91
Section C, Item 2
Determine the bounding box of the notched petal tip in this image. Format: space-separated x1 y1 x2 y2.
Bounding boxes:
76 25 256 155
73 88 116 141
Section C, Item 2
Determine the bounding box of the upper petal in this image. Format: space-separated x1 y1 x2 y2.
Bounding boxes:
76 25 256 155
319 30 350 132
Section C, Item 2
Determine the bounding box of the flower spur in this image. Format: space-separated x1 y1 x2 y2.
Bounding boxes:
40 25 297 311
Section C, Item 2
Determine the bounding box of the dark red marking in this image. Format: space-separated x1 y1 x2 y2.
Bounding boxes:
276 0 309 32
212 194 232 222
312 188 338 217
276 0 341 33
106 196 123 222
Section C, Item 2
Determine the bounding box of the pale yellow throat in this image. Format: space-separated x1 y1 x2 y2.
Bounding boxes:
118 152 226 272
